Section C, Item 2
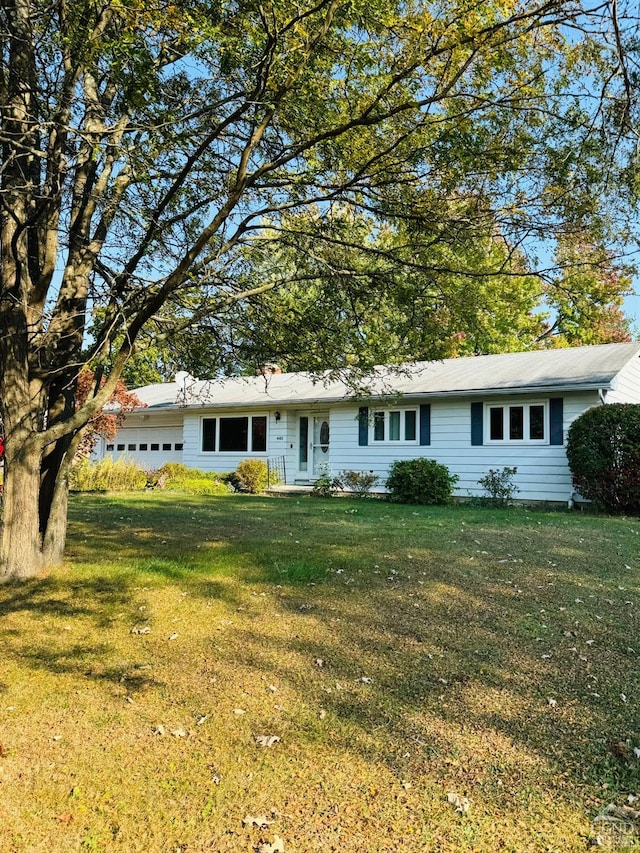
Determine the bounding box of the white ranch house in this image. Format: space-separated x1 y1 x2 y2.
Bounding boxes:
95 342 640 503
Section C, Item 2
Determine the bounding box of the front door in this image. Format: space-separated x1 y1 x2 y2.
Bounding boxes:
312 414 330 476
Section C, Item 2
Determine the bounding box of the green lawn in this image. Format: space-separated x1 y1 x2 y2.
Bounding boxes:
1 492 639 852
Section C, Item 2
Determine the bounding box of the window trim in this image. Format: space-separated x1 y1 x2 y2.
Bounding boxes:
200 414 269 454
485 401 548 444
370 407 419 444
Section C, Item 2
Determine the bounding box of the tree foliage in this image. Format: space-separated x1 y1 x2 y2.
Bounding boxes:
75 371 143 457
0 0 636 578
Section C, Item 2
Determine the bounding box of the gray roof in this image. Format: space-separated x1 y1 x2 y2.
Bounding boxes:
132 342 640 410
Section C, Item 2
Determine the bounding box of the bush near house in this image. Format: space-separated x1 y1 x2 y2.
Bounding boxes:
149 463 228 496
566 403 640 513
71 460 229 495
386 458 458 505
477 466 520 507
235 459 269 494
69 457 148 492
340 469 379 497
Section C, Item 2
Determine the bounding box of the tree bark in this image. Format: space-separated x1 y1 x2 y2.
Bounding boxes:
0 426 75 581
0 441 46 581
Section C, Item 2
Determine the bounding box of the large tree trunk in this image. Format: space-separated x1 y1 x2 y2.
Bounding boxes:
0 443 47 580
0 433 74 582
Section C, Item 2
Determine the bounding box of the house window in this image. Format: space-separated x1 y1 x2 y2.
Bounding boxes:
219 417 248 452
405 410 417 441
202 418 216 452
117 443 125 451
201 415 267 452
488 403 547 443
251 417 267 452
299 417 309 471
162 443 172 451
372 409 419 443
106 444 114 452
175 443 183 451
128 444 136 451
374 411 385 441
151 443 159 451
139 443 148 451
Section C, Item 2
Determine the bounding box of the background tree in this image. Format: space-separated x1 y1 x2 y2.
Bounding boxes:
75 371 142 458
0 0 635 579
541 236 634 346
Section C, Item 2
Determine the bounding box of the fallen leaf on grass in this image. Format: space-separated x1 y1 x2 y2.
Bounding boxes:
0 744 8 758
357 677 373 684
254 735 280 748
257 835 285 853
447 792 471 813
314 658 324 668
609 741 632 760
130 625 151 635
243 814 272 828
152 725 165 736
233 709 247 716
55 812 74 825
170 728 187 738
168 632 179 641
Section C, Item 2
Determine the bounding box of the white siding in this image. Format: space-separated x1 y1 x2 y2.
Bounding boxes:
327 391 600 503
606 353 640 403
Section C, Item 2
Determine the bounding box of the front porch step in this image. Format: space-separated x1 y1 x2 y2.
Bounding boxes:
266 484 314 496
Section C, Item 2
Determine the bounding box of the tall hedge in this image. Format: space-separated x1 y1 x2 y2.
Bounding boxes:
566 404 640 513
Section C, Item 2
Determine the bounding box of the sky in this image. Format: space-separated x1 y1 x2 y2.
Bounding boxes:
625 291 640 336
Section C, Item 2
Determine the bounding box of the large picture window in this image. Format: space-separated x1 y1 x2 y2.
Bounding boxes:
219 416 248 451
201 415 267 453
372 409 418 443
488 403 546 443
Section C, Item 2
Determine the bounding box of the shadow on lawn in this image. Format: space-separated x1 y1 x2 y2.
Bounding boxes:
1 492 638 824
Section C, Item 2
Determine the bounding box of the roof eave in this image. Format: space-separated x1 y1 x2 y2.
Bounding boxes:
133 380 609 412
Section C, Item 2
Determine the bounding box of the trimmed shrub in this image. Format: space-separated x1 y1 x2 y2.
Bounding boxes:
235 459 269 494
386 458 458 505
340 469 379 497
566 403 640 513
69 457 147 492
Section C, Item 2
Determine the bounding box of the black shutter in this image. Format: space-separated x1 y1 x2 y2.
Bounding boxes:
471 402 483 446
358 406 369 446
549 397 564 445
419 404 431 446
